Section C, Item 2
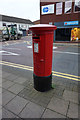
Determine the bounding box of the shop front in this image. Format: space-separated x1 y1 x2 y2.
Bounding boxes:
54 21 80 42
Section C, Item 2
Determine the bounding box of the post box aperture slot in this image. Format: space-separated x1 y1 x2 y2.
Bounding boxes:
33 37 40 39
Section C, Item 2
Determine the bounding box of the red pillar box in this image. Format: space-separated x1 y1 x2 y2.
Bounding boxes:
29 24 57 92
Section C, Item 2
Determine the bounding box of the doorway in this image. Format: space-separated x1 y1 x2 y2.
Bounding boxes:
55 28 72 41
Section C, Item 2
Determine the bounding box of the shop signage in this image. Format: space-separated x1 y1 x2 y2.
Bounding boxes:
64 21 79 26
42 4 54 15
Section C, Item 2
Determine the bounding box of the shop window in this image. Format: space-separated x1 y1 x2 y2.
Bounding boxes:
74 0 80 12
64 0 72 14
56 2 63 15
55 28 72 41
71 28 80 41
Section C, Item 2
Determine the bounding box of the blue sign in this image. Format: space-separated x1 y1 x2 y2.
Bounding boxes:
64 21 79 26
43 7 48 13
42 4 54 15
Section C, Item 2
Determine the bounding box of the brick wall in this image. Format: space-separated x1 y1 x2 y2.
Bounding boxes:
40 1 79 24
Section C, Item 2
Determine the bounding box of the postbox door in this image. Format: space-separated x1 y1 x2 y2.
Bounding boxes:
33 35 45 76
44 33 53 76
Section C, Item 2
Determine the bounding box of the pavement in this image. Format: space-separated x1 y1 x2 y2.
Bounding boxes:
0 64 79 119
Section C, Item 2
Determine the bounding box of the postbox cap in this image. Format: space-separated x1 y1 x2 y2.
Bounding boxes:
29 24 57 32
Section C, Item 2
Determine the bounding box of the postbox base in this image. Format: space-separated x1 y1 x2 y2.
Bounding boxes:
33 73 52 92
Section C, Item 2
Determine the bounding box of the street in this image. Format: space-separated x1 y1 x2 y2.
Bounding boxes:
1 36 79 78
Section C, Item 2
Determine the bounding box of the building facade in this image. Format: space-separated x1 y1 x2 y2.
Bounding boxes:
40 0 80 42
33 20 40 24
0 14 33 36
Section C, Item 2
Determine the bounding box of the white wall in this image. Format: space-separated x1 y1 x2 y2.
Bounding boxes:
0 21 2 28
0 21 32 30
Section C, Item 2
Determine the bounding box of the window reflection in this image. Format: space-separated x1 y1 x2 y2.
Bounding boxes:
74 0 80 12
65 0 72 13
56 2 62 15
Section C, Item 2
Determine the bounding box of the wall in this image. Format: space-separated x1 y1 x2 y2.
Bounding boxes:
33 20 40 24
40 2 79 24
0 21 32 30
0 21 2 28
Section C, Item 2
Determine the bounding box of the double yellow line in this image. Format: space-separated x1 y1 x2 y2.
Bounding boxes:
0 60 80 82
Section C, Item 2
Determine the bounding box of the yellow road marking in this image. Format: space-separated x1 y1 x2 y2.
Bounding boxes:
0 61 33 69
53 71 80 79
52 73 80 81
0 61 80 81
0 62 33 71
1 61 79 78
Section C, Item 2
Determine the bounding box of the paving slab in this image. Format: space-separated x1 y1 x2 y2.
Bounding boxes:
19 87 54 108
67 102 79 118
2 72 8 75
5 74 19 81
63 90 79 104
31 90 54 107
19 102 45 118
2 78 6 83
0 77 2 84
47 97 69 116
42 109 66 118
0 83 2 88
52 76 78 92
0 108 2 120
18 87 38 101
5 96 29 115
2 72 11 79
0 70 2 75
0 87 2 94
0 93 2 106
0 105 2 109
14 116 23 119
8 83 25 94
0 73 2 76
72 85 78 92
0 75 2 79
2 91 16 106
2 108 17 118
52 86 65 99
2 88 6 93
22 79 33 87
13 77 27 84
79 105 80 119
2 80 15 89
0 82 2 86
